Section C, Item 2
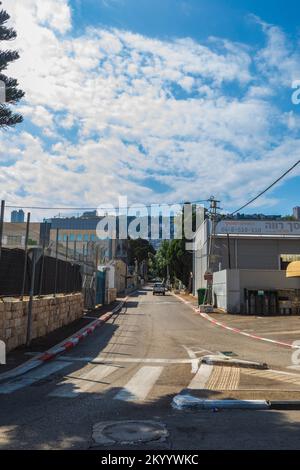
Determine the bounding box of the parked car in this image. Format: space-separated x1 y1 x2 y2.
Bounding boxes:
153 283 165 296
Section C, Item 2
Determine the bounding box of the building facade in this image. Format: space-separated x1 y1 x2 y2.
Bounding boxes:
293 207 300 220
193 219 300 314
10 209 25 223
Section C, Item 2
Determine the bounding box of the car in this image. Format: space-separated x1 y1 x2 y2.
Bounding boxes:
153 283 165 296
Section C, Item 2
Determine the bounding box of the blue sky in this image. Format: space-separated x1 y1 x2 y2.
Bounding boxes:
1 0 300 219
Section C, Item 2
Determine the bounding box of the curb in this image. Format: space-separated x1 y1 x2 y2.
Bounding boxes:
172 292 300 351
172 394 271 410
0 298 127 383
201 355 268 370
270 401 300 410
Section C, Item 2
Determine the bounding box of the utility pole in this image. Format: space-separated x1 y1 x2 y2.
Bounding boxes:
20 212 31 300
205 196 221 306
0 200 5 263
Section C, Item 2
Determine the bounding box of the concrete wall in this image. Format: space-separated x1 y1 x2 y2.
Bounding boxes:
0 293 84 352
213 269 241 313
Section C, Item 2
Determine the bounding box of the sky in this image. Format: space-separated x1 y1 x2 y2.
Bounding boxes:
1 0 300 219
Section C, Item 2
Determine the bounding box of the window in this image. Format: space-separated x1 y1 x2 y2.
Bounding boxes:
84 234 89 242
77 234 83 241
91 234 96 241
63 234 68 242
70 234 75 241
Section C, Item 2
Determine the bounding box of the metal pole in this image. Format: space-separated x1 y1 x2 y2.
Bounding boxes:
65 235 69 294
0 200 5 262
73 239 77 293
21 212 31 300
54 228 59 298
38 239 46 297
26 250 37 346
227 233 231 270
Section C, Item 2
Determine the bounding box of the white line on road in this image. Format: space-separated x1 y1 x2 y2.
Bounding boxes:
114 366 163 402
49 364 118 398
56 356 194 365
187 363 213 390
0 361 70 394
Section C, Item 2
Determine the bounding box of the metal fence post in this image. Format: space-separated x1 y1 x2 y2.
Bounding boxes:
0 200 5 263
38 239 46 297
54 228 59 298
65 235 69 294
73 239 77 293
26 249 42 346
20 212 31 300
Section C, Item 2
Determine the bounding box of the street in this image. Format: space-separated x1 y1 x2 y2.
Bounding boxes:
1 286 300 450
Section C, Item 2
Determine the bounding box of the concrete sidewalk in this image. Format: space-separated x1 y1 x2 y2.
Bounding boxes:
0 298 125 375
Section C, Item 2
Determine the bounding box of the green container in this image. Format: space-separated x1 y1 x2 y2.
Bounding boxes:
197 288 206 306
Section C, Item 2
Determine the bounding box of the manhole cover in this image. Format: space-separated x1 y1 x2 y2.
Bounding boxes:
92 420 168 445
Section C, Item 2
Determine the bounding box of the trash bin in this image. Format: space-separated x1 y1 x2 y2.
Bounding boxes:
197 288 206 306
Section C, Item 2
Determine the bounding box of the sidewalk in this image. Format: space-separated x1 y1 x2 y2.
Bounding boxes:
0 297 125 375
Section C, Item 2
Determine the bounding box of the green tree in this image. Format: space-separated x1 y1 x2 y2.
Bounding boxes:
0 4 24 128
128 238 155 265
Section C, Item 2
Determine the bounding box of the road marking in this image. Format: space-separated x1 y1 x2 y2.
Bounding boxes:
206 366 240 390
182 345 216 373
242 368 300 385
114 366 163 402
0 361 70 394
182 346 200 373
187 364 213 390
257 329 300 336
56 356 193 365
172 292 300 351
49 364 118 398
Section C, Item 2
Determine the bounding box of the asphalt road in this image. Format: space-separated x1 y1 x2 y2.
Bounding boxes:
0 286 300 450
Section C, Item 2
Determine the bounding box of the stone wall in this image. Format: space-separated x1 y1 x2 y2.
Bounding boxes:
0 293 84 352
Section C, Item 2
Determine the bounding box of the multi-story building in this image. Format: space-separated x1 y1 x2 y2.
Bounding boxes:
293 207 300 220
10 209 25 223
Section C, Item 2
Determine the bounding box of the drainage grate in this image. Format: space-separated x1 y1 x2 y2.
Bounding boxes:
221 351 238 357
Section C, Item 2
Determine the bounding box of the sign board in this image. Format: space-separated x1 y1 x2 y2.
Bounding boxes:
216 220 300 236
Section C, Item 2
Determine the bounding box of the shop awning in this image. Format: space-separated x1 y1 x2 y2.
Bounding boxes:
286 261 300 278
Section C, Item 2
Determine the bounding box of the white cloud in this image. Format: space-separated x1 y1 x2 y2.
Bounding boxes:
1 0 300 214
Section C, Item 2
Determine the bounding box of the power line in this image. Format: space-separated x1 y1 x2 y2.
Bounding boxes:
5 199 209 211
230 160 300 216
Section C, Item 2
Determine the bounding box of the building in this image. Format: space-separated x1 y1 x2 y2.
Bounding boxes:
2 222 50 248
193 219 300 314
293 207 300 220
10 209 25 223
48 215 128 262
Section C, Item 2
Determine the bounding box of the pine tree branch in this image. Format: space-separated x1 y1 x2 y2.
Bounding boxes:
0 10 17 41
0 50 20 71
0 104 23 128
